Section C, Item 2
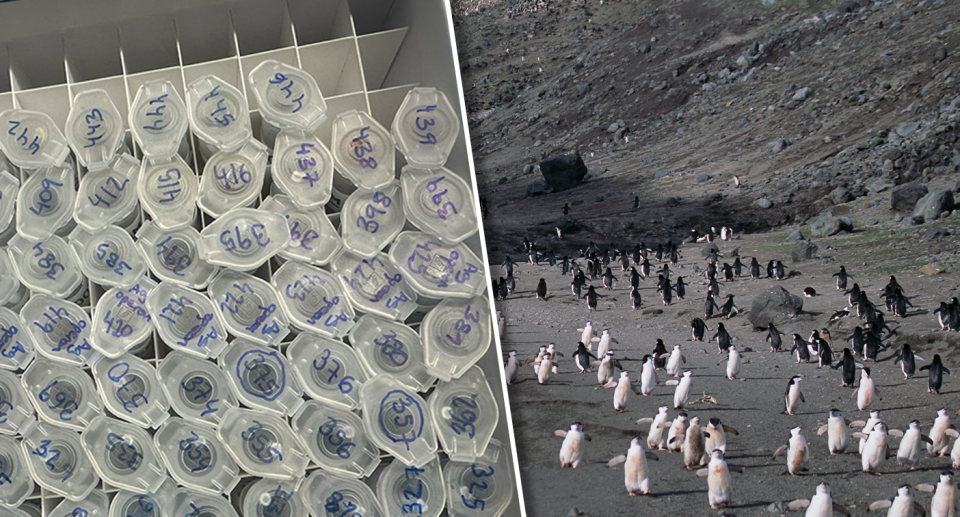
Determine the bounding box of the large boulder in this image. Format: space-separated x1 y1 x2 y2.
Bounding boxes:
748 286 804 328
891 182 928 212
912 189 955 224
539 151 588 192
790 240 819 263
809 210 852 237
525 179 554 197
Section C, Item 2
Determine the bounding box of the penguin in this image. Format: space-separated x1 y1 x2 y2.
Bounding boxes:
935 301 951 331
522 237 530 252
666 370 692 409
491 278 500 300
749 257 761 279
630 286 642 310
602 268 617 290
526 346 547 375
696 449 741 510
680 416 707 470
897 420 934 470
593 329 617 357
722 345 741 380
767 322 784 352
848 327 866 357
545 343 563 371
628 267 641 289
772 426 809 476
562 203 569 215
817 409 849 455
505 272 516 294
847 283 862 308
497 311 506 338
691 318 708 341
791 334 812 363
639 257 650 280
665 344 686 377
571 278 582 298
712 323 733 354
659 276 672 306
833 266 851 290
666 413 688 453
828 309 849 325
914 472 957 517
652 339 668 369
555 423 590 468
504 351 519 385
815 334 833 369
574 342 597 374
804 287 818 297
722 262 734 281
537 356 553 385
536 278 547 300
926 408 958 457
707 275 721 299
556 227 563 240
854 421 899 475
767 260 776 278
562 256 570 275
674 276 686 300
720 226 732 241
578 322 595 348
774 260 787 280
584 285 598 311
855 367 881 411
637 406 670 450
950 428 960 468
639 355 657 396
830 348 860 388
784 375 804 415
619 253 630 272
597 351 623 386
894 344 924 380
498 278 509 300
501 256 516 276
704 294 720 319
606 437 658 496
920 354 951 394
852 410 883 455
719 294 739 320
788 483 851 517
868 485 925 517
704 418 739 455
732 257 743 277
610 371 640 412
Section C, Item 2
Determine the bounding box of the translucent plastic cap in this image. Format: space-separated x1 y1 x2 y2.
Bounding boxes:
19 295 96 366
185 76 252 152
292 401 380 478
400 166 478 245
392 87 460 168
73 154 141 231
90 281 157 358
330 251 419 322
0 306 37 371
260 194 341 266
16 164 77 241
360 376 437 467
136 222 218 290
80 415 168 494
0 252 26 308
286 333 366 410
146 283 228 359
91 353 170 428
444 440 514 517
249 60 327 131
420 296 492 382
300 469 386 517
22 358 103 429
0 433 34 507
8 233 84 298
349 315 435 392
429 365 499 461
217 408 308 479
331 110 396 190
271 261 355 339
50 490 109 517
341 181 405 258
198 208 288 270
20 421 100 501
69 225 147 288
0 109 71 169
208 270 289 347
272 129 334 207
388 232 486 299
198 140 268 217
242 478 308 517
65 90 125 169
137 155 198 230
0 169 19 234
376 456 445 517
129 80 189 158
154 417 240 495
169 488 239 517
219 339 303 417
157 351 238 427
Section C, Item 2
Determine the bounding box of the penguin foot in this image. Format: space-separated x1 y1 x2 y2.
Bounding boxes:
628 492 636 497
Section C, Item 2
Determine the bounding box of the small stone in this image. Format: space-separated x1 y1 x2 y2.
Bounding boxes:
697 173 711 183
829 187 854 204
595 195 604 202
901 216 917 228
655 171 670 180
868 219 879 225
934 47 948 63
921 263 946 275
895 213 904 222
592 166 607 176
523 164 533 174
770 138 792 153
925 226 948 241
756 198 773 209
666 197 679 206
606 122 619 133
498 177 508 185
792 87 812 101
896 121 921 137
785 230 805 242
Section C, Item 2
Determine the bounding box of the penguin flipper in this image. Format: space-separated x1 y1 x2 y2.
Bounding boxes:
832 503 852 516
887 429 904 438
554 430 568 438
555 352 565 357
604 380 619 388
915 484 936 493
921 434 934 445
786 500 810 510
636 418 654 424
799 392 805 403
913 502 927 517
665 380 680 386
919 365 931 371
589 361 601 367
854 361 865 369
681 354 686 364
645 451 659 461
945 429 960 438
943 367 951 375
771 445 788 460
728 466 744 473
590 337 601 342
867 500 892 512
817 425 829 436
830 362 842 370
849 420 866 428
852 432 869 440
695 468 709 477
723 426 739 435
606 455 627 468
915 354 926 362
613 359 624 370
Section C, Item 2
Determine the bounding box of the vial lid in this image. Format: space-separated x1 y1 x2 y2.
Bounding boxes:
0 169 19 235
340 181 405 258
154 417 240 495
216 408 308 480
19 421 99 501
348 315 435 393
7 233 84 298
219 339 303 417
388 232 486 299
146 283 228 359
89 280 157 359
376 455 446 517
16 164 77 241
21 358 102 431
260 194 342 266
69 225 147 288
286 333 366 410
400 167 478 245
0 306 37 371
291 400 380 478
208 270 289 347
242 478 309 517
0 109 71 169
197 139 268 217
157 351 238 428
331 110 396 190
443 440 514 517
129 80 189 159
48 489 108 517
0 368 33 435
429 365 499 462
271 261 356 339
73 154 141 231
169 488 239 517
0 253 26 308
198 208 288 271
65 90 125 170
135 222 218 290
185 76 252 152
90 353 170 429
330 251 419 322
137 155 198 230
359 375 437 467
299 469 386 517
391 87 460 168
80 415 167 494
107 480 176 517
249 60 327 131
19 294 96 366
0 433 34 507
420 296 492 382
272 129 334 207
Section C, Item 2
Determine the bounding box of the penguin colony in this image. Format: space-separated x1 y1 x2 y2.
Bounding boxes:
498 229 960 514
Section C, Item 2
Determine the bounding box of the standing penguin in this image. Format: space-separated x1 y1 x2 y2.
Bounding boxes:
555 423 590 468
578 322 595 348
659 276 673 306
788 483 851 517
562 203 569 215
784 376 804 415
719 294 739 319
498 277 509 300
536 279 548 300
855 367 881 411
606 437 659 496
680 416 707 470
897 420 934 470
584 285 598 311
574 342 597 374
537 356 553 385
767 260 776 278
704 294 720 319
652 339 668 369
927 408 958 457
628 267 641 289
602 268 617 290
504 351 519 385
915 472 957 517
675 276 686 300
749 257 761 279
666 413 688 453
637 406 670 451
792 334 812 363
833 266 851 291
704 418 739 455
767 322 785 352
593 329 618 357
774 260 787 280
696 449 741 510
732 256 743 277
817 409 849 455
831 348 860 388
722 345 741 380
597 351 623 386
609 371 640 412
666 344 686 377
630 286 643 310
691 318 708 341
639 355 658 396
666 371 693 409
894 344 924 380
920 354 951 394
848 326 867 357
868 485 925 517
712 323 733 354
854 421 899 475
772 426 809 476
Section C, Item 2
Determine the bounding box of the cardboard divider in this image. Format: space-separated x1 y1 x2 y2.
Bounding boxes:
367 82 416 129
63 24 124 84
357 27 407 91
298 37 366 98
231 0 297 56
7 33 67 92
174 5 238 66
118 17 181 75
287 0 355 46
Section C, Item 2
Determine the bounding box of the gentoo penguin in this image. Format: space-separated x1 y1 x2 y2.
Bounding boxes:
578 322 595 349
831 348 860 388
574 342 597 374
784 376 804 415
920 354 951 394
897 420 933 470
666 413 688 453
555 423 590 468
774 260 787 280
854 421 899 475
680 416 707 470
597 351 623 386
927 408 958 457
868 485 925 517
609 371 640 412
818 409 849 455
637 406 670 450
639 355 657 396
606 437 658 496
712 323 733 354
915 472 958 517
537 356 553 384
665 344 686 377
691 318 708 341
767 322 784 352
894 344 924 380
602 268 617 289
593 329 618 357
652 339 668 369
696 449 741 510
855 367 881 411
804 287 817 297
788 483 851 517
666 370 692 409
704 418 738 455
630 286 642 310
791 334 812 363
772 426 809 476
504 351 519 385
722 345 741 380
675 276 686 300
833 266 851 290
536 279 547 300
584 285 598 311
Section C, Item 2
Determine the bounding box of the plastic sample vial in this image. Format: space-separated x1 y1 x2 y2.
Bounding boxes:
377 456 446 517
0 369 34 434
157 351 238 427
198 140 268 217
271 261 355 339
154 417 240 495
129 80 189 159
69 225 147 288
73 153 140 231
108 480 176 517
19 420 100 500
421 296 492 382
443 440 515 517
0 433 34 507
147 283 228 359
249 60 327 131
286 333 366 410
80 415 167 494
19 294 96 366
169 488 240 517
299 468 386 517
185 76 252 152
90 280 156 358
198 207 288 270
242 478 308 517
208 270 289 347
341 181 405 258
48 489 109 517
7 233 84 298
0 306 36 370
392 87 460 168
91 353 170 428
400 167 479 245
0 169 18 236
359 375 437 467
429 365 498 462
330 251 419 322
331 110 396 190
260 194 341 266
65 90 125 169
136 221 218 290
21 358 102 431
0 253 29 310
138 155 198 230
0 109 71 169
216 408 308 480
349 315 435 392
291 400 380 478
389 232 486 299
220 338 303 416
16 164 77 240
272 129 335 207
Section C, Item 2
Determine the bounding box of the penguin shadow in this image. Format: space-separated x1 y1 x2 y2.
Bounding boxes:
703 406 761 412
648 488 708 498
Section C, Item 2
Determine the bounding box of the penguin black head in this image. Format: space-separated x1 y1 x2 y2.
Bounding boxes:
717 323 725 331
933 354 943 364
641 354 652 363
862 367 871 376
708 417 721 427
910 419 921 426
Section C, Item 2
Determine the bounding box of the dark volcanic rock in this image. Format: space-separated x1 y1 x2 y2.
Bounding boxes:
829 187 854 205
791 240 818 263
539 151 588 192
891 182 928 212
555 215 581 233
785 230 804 242
701 243 719 257
526 179 554 197
912 189 955 224
748 286 804 329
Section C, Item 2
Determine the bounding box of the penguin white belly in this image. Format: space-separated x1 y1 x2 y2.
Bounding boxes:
862 435 886 472
897 430 922 467
707 464 732 507
828 420 847 454
640 367 656 395
668 423 686 453
857 380 875 411
931 485 957 517
930 421 951 456
581 328 593 348
597 336 611 356
614 381 629 411
559 433 584 468
505 359 518 384
666 353 682 376
888 497 912 517
648 418 667 450
684 428 704 468
952 438 960 468
598 363 614 385
788 442 807 475
674 378 691 409
624 448 649 495
706 429 727 454
537 359 552 384
726 352 741 379
805 495 832 517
